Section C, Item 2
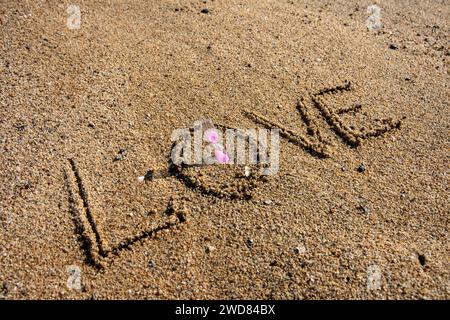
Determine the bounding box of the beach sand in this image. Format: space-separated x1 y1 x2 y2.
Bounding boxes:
0 0 449 299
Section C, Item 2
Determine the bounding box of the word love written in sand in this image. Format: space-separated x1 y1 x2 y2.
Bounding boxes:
64 81 403 268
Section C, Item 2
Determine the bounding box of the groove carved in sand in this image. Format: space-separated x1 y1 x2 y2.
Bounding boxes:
312 81 403 147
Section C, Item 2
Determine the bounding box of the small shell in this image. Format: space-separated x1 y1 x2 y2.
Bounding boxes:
244 166 251 177
205 129 219 144
214 149 230 164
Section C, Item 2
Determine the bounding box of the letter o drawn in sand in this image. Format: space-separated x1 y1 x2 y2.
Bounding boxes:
169 122 273 200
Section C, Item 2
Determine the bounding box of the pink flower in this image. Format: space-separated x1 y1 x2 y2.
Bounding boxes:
206 129 219 144
214 149 230 164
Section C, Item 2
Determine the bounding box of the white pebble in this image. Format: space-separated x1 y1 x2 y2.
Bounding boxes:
206 245 216 253
294 245 306 255
244 166 251 177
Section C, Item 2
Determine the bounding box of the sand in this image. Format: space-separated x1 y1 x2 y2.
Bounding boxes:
0 0 449 299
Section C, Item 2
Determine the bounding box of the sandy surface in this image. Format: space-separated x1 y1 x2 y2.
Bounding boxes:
0 0 449 299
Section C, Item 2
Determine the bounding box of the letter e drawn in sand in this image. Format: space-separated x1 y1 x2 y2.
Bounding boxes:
311 81 404 147
64 158 187 268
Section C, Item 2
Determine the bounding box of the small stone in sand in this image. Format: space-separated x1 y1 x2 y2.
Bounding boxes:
205 245 216 253
293 245 306 255
113 149 127 161
113 155 124 162
357 163 366 173
418 254 426 267
389 43 398 50
360 205 371 215
15 124 26 131
144 170 154 180
148 260 156 268
201 8 209 14
246 239 254 248
177 211 188 223
263 199 272 205
2 282 10 293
